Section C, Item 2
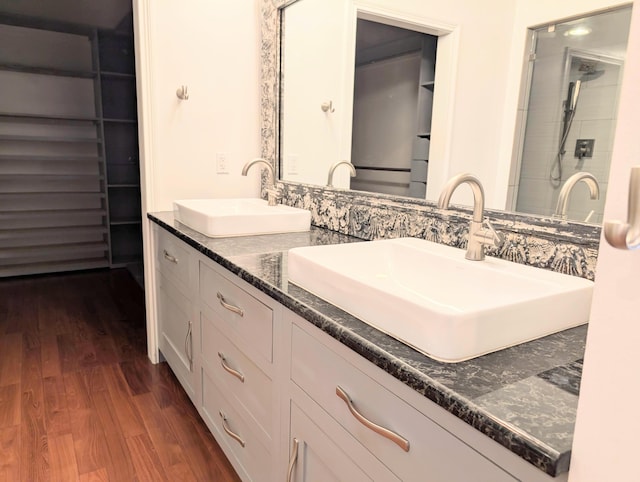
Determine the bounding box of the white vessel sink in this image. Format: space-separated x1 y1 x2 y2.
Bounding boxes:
288 237 593 362
173 198 311 237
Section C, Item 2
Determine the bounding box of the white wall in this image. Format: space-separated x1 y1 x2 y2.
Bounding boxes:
134 0 262 362
569 2 640 479
136 0 262 213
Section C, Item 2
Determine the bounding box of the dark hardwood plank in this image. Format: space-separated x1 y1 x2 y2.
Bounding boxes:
126 433 169 482
43 376 71 436
20 339 49 482
0 426 20 481
102 364 145 438
92 390 136 481
40 334 62 379
164 405 240 482
0 332 22 386
0 384 20 429
133 391 187 469
64 369 109 475
57 333 100 374
68 408 106 476
48 433 80 481
77 467 108 482
119 356 153 396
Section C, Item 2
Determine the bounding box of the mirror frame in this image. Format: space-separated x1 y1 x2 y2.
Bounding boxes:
260 0 602 267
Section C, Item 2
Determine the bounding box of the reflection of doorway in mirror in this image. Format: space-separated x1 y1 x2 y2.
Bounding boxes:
511 6 631 224
350 19 437 198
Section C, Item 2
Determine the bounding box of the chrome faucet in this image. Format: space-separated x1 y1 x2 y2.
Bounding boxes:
327 160 356 187
437 173 503 261
553 172 600 221
241 158 280 206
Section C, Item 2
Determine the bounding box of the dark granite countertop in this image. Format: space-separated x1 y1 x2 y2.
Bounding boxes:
149 211 585 477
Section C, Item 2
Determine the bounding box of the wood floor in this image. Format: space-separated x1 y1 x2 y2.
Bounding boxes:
0 268 240 482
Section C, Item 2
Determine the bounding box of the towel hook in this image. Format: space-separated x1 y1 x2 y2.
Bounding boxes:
604 166 640 250
321 100 335 113
176 85 189 100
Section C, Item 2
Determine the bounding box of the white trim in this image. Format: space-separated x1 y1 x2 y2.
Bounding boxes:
132 0 159 363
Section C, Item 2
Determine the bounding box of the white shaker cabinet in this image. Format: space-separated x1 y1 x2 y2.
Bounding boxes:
154 224 197 401
152 225 567 482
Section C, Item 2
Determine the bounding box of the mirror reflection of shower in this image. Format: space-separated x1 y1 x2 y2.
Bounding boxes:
551 57 607 188
512 6 631 224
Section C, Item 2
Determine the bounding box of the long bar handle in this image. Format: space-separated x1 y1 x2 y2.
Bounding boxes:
184 321 193 372
286 438 299 482
219 411 245 447
163 250 178 263
217 292 244 317
604 166 640 250
218 352 245 382
336 386 410 452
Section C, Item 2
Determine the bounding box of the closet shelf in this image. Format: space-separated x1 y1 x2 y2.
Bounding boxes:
421 80 435 89
103 118 137 123
100 71 135 79
417 132 432 139
0 258 109 278
0 240 109 258
0 154 103 162
108 183 139 188
0 134 102 143
110 217 142 226
0 62 96 78
0 112 99 123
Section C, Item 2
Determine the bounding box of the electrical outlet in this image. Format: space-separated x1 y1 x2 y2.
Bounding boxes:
287 154 299 175
216 152 228 174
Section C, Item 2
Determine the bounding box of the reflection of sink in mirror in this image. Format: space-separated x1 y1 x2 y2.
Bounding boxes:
173 198 311 237
288 237 593 362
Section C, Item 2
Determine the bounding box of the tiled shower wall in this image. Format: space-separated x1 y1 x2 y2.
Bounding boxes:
515 54 621 224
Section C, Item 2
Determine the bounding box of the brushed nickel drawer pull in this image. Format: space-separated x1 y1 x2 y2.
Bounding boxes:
217 292 244 317
287 438 299 482
184 321 193 372
163 250 178 263
336 385 410 452
218 352 245 382
219 411 245 447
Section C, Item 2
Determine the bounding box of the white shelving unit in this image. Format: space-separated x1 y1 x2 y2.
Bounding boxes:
0 16 142 281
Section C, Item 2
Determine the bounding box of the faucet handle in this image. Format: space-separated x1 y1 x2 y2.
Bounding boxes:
265 186 281 206
481 219 504 248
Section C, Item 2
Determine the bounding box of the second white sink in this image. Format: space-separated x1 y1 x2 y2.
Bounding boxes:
288 237 593 362
173 198 311 237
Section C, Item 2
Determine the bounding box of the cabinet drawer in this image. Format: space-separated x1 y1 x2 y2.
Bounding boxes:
201 368 271 482
291 324 516 482
201 309 274 445
156 228 191 291
199 262 273 366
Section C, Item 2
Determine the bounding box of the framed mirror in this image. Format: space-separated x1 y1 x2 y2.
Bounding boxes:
275 0 632 224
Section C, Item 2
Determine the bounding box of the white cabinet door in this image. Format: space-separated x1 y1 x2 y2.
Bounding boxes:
288 396 399 482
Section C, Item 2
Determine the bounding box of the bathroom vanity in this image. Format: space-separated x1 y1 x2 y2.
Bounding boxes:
149 212 584 481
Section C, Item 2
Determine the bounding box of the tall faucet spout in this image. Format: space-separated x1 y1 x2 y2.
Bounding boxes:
327 160 356 187
553 172 600 220
242 158 279 206
437 173 485 222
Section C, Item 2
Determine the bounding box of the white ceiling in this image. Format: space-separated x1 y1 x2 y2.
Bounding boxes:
0 0 132 29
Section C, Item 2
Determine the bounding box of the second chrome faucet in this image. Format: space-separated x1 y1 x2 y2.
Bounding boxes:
437 173 503 261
